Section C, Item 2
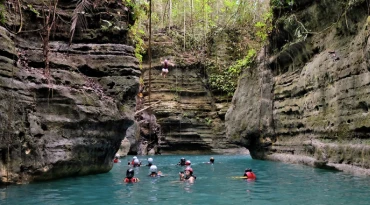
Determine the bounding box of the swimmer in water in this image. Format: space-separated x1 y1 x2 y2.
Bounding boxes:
148 165 164 177
146 158 153 167
149 165 158 177
204 157 214 164
129 156 138 165
123 168 140 183
177 158 186 166
185 160 191 167
179 167 196 183
243 168 256 180
113 156 120 163
132 158 141 167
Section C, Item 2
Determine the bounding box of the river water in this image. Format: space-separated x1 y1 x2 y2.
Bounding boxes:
1 155 370 205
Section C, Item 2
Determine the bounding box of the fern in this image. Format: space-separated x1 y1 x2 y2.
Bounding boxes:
69 0 92 45
0 3 5 25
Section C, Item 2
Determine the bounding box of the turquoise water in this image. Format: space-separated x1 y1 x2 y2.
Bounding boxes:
1 155 370 205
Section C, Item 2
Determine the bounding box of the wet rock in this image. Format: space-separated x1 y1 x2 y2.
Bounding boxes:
116 138 131 157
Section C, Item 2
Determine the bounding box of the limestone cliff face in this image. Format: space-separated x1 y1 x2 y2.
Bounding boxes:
142 64 244 154
226 0 370 175
0 1 140 184
140 33 247 154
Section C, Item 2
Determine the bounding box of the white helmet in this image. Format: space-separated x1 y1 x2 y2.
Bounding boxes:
149 165 157 173
133 156 138 160
185 160 191 166
134 159 140 165
148 158 153 163
115 153 120 158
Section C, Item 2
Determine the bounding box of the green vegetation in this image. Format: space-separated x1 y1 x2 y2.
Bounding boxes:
170 86 182 92
0 0 6 25
27 4 40 17
209 49 256 96
205 117 213 125
126 0 272 93
123 0 148 66
271 0 295 8
255 11 273 42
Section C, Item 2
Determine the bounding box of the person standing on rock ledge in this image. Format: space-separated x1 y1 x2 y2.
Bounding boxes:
160 58 175 78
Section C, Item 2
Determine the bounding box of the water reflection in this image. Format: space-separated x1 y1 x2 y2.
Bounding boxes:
2 155 370 205
0 189 7 201
183 182 194 193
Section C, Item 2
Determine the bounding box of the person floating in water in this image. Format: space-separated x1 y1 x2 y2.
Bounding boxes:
179 167 196 183
124 168 140 183
205 157 214 164
149 165 158 177
113 156 120 163
177 158 186 166
146 158 153 167
185 160 191 167
160 58 175 78
132 158 141 167
129 156 138 165
148 165 164 177
243 168 256 180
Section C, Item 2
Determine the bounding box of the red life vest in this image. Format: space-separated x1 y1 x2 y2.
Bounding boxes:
124 178 138 183
113 159 118 163
246 172 256 179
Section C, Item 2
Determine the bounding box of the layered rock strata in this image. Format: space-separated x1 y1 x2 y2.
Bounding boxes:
142 62 246 154
226 0 370 175
0 0 140 184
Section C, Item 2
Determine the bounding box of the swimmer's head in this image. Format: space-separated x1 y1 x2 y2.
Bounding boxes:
126 168 134 178
210 157 214 163
149 165 157 173
133 156 137 160
185 167 193 175
185 160 191 166
148 158 153 163
245 168 252 172
134 159 140 165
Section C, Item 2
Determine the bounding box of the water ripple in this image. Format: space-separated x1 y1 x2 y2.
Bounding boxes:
1 155 370 205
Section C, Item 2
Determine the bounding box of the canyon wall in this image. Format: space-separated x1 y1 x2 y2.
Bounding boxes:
0 0 140 184
226 0 370 175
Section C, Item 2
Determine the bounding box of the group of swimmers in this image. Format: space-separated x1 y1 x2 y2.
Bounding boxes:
118 156 256 183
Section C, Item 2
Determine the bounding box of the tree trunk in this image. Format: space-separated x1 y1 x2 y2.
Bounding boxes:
183 0 186 51
169 0 172 28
